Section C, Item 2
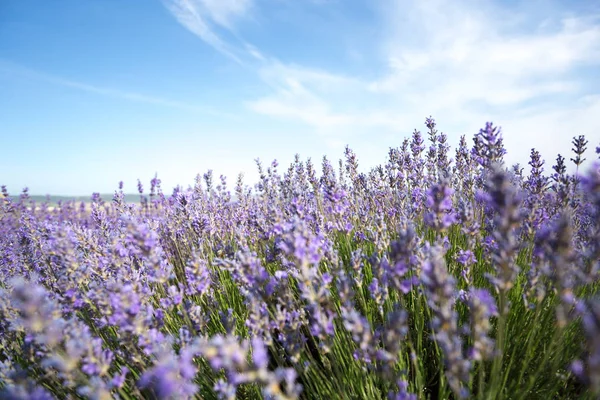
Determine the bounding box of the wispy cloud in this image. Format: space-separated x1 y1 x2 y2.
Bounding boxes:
0 59 234 117
247 62 408 136
369 1 600 102
162 0 253 63
244 0 600 166
162 0 600 167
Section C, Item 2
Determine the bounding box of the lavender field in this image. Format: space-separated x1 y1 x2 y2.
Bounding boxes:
1 118 599 399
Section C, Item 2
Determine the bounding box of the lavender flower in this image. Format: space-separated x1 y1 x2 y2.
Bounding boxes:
472 122 506 168
424 180 457 232
482 165 524 305
575 299 600 394
421 245 471 398
388 380 417 400
138 345 198 400
468 289 498 361
571 135 588 168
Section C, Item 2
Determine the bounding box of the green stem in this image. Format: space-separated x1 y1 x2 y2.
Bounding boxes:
489 291 508 399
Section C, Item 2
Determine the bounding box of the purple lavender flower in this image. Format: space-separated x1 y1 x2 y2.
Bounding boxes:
138 345 198 399
425 116 436 130
0 383 55 400
456 249 476 283
472 122 507 167
198 335 301 398
424 180 457 232
388 380 417 400
571 135 588 168
468 289 498 361
214 379 237 400
575 299 600 394
251 336 269 369
456 249 476 266
111 367 129 389
483 165 524 304
421 246 471 398
526 149 548 194
341 306 373 359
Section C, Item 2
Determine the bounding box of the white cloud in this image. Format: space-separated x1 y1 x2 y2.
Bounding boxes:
368 1 600 99
244 43 266 61
162 0 600 169
499 95 600 170
242 0 600 169
248 61 415 138
162 0 254 63
193 0 252 29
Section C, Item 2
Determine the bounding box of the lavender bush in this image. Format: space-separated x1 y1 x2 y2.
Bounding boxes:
1 118 599 399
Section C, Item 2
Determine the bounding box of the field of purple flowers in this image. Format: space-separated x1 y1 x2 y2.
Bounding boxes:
1 118 599 399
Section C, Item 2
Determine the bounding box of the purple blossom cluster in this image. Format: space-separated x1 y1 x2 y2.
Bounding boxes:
1 118 600 399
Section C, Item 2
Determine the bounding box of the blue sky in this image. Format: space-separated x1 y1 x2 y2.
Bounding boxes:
1 0 599 196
